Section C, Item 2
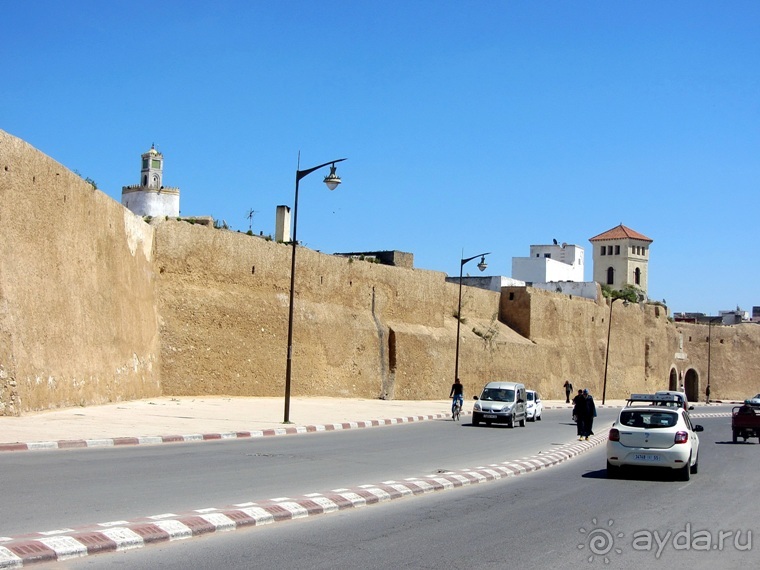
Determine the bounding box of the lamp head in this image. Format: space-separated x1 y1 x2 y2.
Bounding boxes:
323 164 341 191
477 256 487 272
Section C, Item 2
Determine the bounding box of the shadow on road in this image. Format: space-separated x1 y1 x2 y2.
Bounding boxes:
460 423 526 429
581 469 608 479
583 466 688 482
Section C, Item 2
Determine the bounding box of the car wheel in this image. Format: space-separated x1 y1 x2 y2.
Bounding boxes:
537 413 542 421
508 416 514 428
690 452 699 474
472 413 481 426
678 458 691 481
519 416 526 427
606 461 620 479
733 429 738 443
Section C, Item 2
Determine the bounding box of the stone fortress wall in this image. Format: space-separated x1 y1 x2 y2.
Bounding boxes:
0 131 161 416
1 130 758 416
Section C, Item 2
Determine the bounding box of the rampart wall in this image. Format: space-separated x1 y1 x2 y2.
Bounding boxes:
0 130 161 415
1 130 758 416
154 220 518 401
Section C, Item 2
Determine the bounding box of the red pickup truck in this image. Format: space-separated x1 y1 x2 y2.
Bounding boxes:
732 404 760 443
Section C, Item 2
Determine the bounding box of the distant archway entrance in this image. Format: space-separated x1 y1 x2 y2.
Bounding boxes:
684 369 699 402
668 368 678 391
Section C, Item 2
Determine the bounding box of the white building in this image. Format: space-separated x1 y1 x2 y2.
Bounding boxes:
511 242 584 283
121 145 180 218
450 275 526 292
719 308 750 324
448 243 597 300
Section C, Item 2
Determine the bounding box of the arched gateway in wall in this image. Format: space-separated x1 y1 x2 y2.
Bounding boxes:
668 367 699 403
668 368 678 391
683 369 700 402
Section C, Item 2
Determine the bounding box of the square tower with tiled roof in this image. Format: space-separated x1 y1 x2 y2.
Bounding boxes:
589 224 653 297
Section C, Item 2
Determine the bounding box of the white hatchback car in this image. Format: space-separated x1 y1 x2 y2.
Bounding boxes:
607 394 703 480
526 390 543 421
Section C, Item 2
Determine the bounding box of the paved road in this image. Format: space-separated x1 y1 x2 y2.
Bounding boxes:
0 407 619 538
62 414 757 570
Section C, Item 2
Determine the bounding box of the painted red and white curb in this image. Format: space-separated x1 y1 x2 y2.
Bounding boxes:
0 433 607 567
0 413 456 454
0 411 730 566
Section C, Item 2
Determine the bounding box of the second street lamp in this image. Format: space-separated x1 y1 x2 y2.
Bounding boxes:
283 157 346 424
706 314 721 402
454 252 490 383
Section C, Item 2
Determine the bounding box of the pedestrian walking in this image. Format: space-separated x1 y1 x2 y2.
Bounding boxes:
705 384 711 405
579 388 597 440
572 389 585 439
563 380 573 404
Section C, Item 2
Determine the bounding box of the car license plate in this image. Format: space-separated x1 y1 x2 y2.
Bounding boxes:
484 414 497 419
633 453 661 462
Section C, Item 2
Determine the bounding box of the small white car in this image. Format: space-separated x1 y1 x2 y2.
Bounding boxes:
747 393 760 406
526 390 543 421
607 394 703 480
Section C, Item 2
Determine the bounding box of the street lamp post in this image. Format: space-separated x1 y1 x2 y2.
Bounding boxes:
706 315 720 399
283 157 346 424
601 296 628 405
454 252 490 383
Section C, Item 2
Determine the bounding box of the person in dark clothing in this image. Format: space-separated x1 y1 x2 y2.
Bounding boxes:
706 384 711 404
579 388 597 440
572 389 585 439
563 380 573 404
449 378 464 418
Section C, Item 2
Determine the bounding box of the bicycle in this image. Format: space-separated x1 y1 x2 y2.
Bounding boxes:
452 399 462 422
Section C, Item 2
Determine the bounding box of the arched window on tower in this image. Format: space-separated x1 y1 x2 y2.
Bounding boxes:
606 267 614 285
634 267 641 285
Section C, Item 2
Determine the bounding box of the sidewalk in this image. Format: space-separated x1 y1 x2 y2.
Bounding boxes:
0 396 597 452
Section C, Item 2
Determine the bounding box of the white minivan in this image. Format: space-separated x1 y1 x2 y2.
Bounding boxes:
472 382 527 428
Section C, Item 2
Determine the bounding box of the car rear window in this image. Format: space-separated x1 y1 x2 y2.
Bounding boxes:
619 410 678 429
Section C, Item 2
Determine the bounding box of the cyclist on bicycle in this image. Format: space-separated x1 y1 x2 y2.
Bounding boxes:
449 378 464 418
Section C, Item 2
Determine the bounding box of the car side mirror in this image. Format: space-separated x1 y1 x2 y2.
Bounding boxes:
473 395 479 400
694 425 704 432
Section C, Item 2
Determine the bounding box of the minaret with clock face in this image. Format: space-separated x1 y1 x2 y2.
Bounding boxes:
141 144 163 189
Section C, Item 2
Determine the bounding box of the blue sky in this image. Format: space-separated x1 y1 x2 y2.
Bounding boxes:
3 1 758 316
